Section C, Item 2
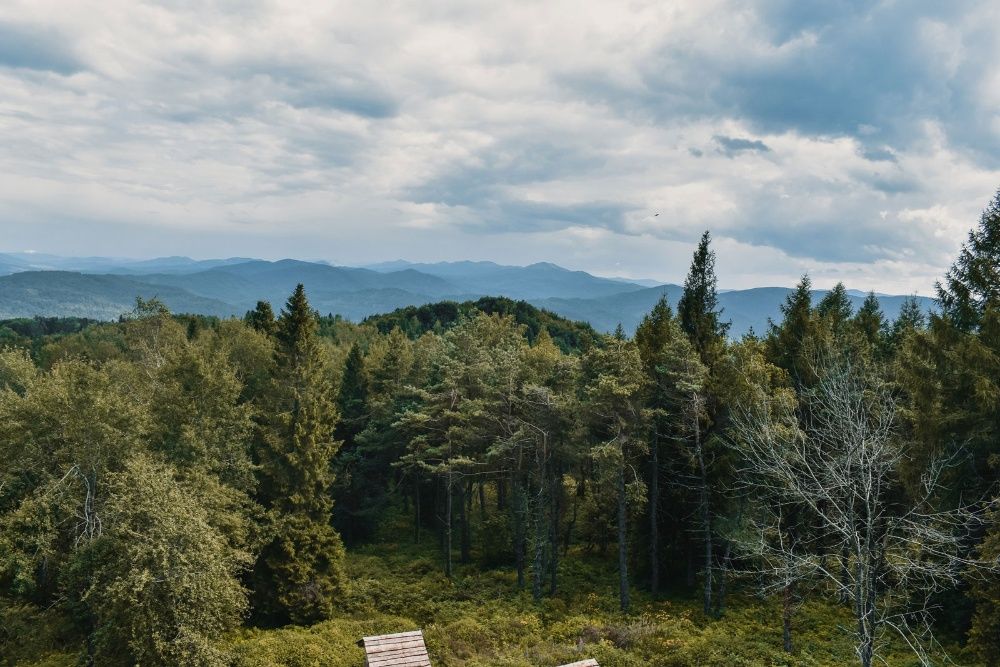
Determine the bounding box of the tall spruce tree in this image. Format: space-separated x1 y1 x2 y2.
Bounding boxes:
937 189 1000 332
678 231 730 363
245 300 277 337
816 282 853 336
582 334 648 612
887 295 925 350
767 275 815 385
254 284 345 625
852 292 886 353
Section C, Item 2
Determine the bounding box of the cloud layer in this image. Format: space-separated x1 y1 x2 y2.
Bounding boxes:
1 0 999 293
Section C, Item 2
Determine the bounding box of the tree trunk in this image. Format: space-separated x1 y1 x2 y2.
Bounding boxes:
460 481 471 563
696 422 712 616
414 480 421 544
782 580 794 654
514 477 526 589
618 459 630 613
479 481 487 522
445 472 453 578
533 505 545 601
650 429 660 598
549 466 561 595
714 540 731 617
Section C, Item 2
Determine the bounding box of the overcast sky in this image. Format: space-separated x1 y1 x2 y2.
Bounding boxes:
1 1 999 292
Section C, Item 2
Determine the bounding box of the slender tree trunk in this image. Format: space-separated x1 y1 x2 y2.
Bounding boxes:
714 540 731 617
650 429 660 598
686 543 696 588
563 486 577 557
549 465 561 595
445 472 453 578
695 422 712 616
514 477 526 589
839 542 851 604
414 480 421 544
497 478 506 511
479 481 487 522
460 481 471 563
618 457 630 613
533 494 545 601
782 580 794 653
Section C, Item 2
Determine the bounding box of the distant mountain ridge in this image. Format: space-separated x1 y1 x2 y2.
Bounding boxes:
0 254 936 336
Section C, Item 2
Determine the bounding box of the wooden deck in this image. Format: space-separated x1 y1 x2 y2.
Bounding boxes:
358 630 431 667
557 660 599 667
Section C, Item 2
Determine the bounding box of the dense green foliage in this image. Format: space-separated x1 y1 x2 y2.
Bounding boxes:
4 195 1000 666
362 296 599 352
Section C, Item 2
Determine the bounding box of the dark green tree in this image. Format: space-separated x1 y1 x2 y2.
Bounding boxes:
887 295 925 350
816 282 853 336
767 276 816 386
678 231 730 364
244 301 277 337
253 285 345 625
937 189 1000 332
852 292 886 353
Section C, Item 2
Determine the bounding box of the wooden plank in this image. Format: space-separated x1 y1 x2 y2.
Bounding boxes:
361 630 431 667
557 660 599 667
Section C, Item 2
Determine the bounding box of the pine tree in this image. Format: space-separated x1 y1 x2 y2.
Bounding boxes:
887 295 925 349
937 189 1000 332
254 284 345 625
817 282 853 336
678 231 730 364
635 297 706 599
245 300 277 336
767 275 815 385
582 334 648 612
335 343 368 445
852 292 886 353
635 296 674 598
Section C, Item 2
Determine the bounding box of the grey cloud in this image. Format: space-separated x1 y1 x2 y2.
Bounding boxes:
0 22 83 74
860 146 897 163
714 135 771 157
560 2 999 166
407 141 608 209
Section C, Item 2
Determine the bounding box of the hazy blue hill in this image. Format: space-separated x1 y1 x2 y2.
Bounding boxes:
365 259 647 299
0 271 237 320
532 285 685 333
136 260 463 307
0 254 937 335
534 285 936 336
104 256 257 274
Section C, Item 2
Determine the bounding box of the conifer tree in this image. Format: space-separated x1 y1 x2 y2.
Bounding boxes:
335 342 368 445
816 282 853 336
636 297 707 600
852 292 886 353
767 275 815 385
254 284 345 625
887 295 925 349
938 189 1000 332
678 231 730 363
245 300 277 337
582 334 647 612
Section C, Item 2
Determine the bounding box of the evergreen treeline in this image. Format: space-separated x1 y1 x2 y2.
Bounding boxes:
3 194 1000 666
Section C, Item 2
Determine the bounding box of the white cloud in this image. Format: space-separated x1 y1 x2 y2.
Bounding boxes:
0 0 998 292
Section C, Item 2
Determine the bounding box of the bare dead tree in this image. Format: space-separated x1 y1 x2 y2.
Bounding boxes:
728 357 996 667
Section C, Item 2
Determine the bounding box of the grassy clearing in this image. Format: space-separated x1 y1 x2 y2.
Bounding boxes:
224 537 976 667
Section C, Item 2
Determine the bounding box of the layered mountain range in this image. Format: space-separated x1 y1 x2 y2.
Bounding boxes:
0 253 934 336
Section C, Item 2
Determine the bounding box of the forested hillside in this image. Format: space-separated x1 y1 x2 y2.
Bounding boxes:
3 195 1000 667
0 256 935 337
